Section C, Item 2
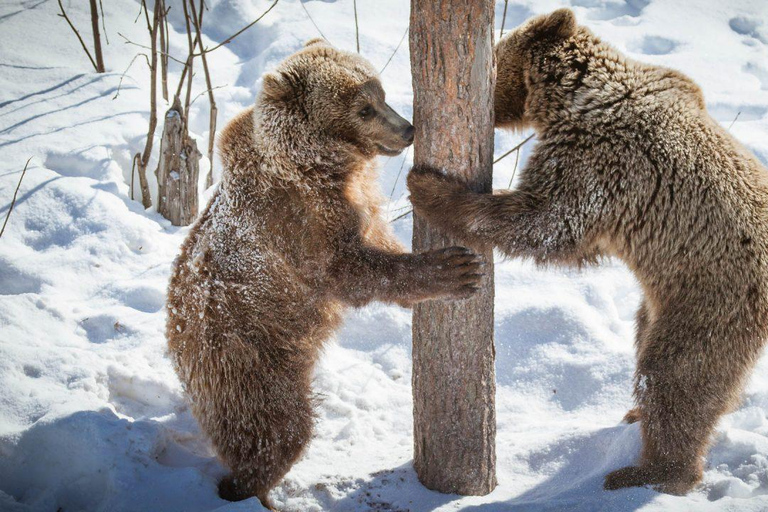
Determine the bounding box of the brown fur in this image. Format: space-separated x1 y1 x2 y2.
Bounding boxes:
166 43 482 508
408 8 768 495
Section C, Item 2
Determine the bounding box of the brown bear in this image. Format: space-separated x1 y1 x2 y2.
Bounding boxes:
407 8 768 495
166 40 483 509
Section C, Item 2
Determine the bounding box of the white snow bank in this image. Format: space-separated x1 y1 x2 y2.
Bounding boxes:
2 0 768 511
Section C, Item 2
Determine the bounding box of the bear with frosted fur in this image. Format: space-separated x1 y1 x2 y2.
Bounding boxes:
408 9 768 495
166 41 483 508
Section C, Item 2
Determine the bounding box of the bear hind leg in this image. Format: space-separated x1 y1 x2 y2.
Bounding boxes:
605 317 755 494
623 299 652 425
211 369 315 509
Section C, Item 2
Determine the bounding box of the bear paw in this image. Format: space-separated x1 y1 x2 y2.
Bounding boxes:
604 465 700 495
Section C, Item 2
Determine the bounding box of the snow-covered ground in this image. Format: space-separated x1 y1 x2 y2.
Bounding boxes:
2 0 768 510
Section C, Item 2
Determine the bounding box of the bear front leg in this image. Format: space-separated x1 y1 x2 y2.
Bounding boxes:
407 166 592 266
328 245 484 307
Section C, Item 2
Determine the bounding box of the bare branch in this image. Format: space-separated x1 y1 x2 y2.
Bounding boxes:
57 0 99 72
189 85 226 106
194 0 279 56
390 209 412 223
113 52 151 100
0 157 33 239
181 0 195 127
493 133 535 164
380 26 408 74
118 32 187 64
506 142 521 188
89 0 105 72
300 0 329 43
500 0 509 38
353 0 360 53
189 0 218 188
158 0 169 101
728 111 741 131
141 0 151 33
131 152 138 200
387 147 410 216
99 0 109 44
135 0 161 209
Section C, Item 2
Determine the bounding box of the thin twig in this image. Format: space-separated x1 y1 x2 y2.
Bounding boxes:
189 0 219 187
380 26 408 74
390 209 412 223
99 0 109 44
353 0 360 53
506 143 521 188
57 0 99 72
194 0 279 56
0 157 33 239
140 0 151 32
135 0 160 209
389 203 412 213
173 23 205 101
190 85 226 106
500 0 509 38
134 2 144 24
113 53 150 100
118 32 187 65
493 133 535 164
387 147 410 216
728 111 741 131
182 0 195 126
300 0 329 43
131 152 138 200
158 0 168 101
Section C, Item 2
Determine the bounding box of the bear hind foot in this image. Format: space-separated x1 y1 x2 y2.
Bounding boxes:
218 475 274 510
622 407 641 424
604 464 701 495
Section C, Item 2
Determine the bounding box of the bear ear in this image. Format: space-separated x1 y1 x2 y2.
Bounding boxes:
261 72 293 102
304 37 329 48
528 8 577 41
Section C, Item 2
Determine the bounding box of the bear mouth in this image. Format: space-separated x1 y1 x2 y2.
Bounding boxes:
376 144 405 156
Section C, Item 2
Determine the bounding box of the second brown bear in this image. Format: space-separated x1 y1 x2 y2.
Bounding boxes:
409 9 768 495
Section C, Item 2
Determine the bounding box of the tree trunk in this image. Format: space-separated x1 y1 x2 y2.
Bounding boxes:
409 0 497 496
156 97 200 226
89 0 105 73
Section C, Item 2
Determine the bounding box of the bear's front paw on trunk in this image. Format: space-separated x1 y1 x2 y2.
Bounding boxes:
407 166 470 216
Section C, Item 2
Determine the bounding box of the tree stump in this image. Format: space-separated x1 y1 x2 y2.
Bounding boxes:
156 97 200 226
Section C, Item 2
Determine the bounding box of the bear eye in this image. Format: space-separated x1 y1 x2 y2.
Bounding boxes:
359 106 373 119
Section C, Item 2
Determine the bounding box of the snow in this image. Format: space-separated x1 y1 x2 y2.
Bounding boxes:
2 0 768 511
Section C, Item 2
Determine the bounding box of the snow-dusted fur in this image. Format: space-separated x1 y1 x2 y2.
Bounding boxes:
408 8 768 496
166 42 482 508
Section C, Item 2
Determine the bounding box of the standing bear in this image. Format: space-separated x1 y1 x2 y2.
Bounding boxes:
408 9 768 495
167 40 483 508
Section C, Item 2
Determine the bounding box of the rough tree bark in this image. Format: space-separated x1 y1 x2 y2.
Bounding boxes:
409 0 497 495
156 96 200 226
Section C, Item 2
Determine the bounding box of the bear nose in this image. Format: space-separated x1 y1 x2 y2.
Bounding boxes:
403 125 415 144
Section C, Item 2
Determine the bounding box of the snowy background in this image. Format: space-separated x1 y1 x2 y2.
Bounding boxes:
2 0 768 510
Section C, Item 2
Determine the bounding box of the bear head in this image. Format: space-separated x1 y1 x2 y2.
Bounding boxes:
494 8 579 130
257 39 414 160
